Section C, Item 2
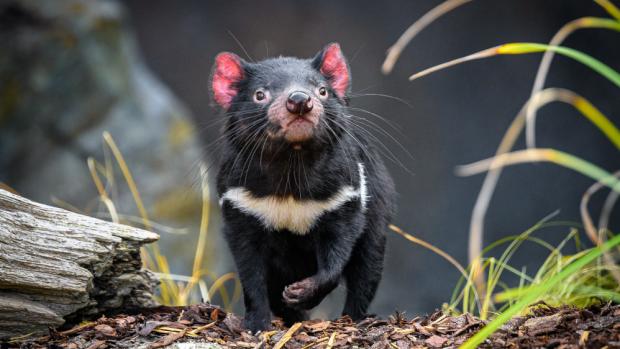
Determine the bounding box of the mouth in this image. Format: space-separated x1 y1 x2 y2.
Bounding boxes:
286 116 314 127
281 115 318 143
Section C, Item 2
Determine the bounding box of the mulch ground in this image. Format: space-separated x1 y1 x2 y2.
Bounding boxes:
4 302 620 348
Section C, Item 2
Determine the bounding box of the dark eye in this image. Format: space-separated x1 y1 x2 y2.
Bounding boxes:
319 87 327 97
255 90 265 101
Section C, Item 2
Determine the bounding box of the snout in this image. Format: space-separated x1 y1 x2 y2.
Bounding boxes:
286 91 313 115
267 90 324 144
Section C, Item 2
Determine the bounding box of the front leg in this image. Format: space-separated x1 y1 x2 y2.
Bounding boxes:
222 217 271 332
283 204 364 309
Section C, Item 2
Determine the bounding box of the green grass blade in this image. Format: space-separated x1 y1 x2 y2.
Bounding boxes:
460 233 620 349
458 148 620 194
497 43 620 88
526 18 620 148
495 283 620 304
410 43 620 89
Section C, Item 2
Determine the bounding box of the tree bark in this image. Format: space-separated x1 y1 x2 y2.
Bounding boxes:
0 189 159 338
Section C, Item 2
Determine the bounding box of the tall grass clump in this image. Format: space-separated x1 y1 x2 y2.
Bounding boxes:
383 0 620 347
85 131 240 310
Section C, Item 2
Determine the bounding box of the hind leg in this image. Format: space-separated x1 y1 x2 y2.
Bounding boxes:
342 229 386 320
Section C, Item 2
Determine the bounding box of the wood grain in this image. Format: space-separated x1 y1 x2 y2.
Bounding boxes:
0 189 159 338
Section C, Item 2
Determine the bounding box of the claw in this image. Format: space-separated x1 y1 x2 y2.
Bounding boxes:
282 277 317 306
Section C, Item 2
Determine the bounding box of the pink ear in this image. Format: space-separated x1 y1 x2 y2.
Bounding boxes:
212 53 244 109
318 43 350 99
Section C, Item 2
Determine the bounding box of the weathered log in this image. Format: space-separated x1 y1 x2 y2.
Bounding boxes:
0 189 160 338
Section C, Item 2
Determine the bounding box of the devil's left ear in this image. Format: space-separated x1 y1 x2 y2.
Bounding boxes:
312 43 350 101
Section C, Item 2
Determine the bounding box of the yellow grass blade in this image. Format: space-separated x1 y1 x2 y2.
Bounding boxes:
102 132 152 231
527 17 620 148
382 0 474 74
457 148 620 194
87 157 120 223
599 183 620 231
461 234 620 349
572 96 620 149
100 132 183 304
208 272 237 300
178 163 212 304
409 43 620 89
409 47 497 81
594 0 620 19
193 164 211 276
579 171 620 283
467 88 619 303
389 224 468 280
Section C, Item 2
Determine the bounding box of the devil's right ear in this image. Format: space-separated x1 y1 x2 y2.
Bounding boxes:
211 52 245 110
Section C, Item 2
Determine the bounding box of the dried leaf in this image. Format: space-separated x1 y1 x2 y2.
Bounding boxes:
521 313 563 336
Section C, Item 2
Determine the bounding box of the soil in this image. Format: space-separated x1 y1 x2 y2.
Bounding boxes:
4 302 620 348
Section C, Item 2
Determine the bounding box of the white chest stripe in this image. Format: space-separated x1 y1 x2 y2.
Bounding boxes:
358 162 368 211
220 162 368 235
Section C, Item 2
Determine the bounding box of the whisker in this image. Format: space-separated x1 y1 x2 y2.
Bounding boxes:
345 118 413 175
348 93 414 109
227 30 254 62
320 116 356 184
344 112 415 163
347 106 406 136
242 130 268 186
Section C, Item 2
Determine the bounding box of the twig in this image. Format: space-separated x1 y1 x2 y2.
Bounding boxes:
326 331 338 349
273 322 302 349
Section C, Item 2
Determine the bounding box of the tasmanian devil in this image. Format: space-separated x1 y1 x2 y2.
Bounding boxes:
210 42 395 332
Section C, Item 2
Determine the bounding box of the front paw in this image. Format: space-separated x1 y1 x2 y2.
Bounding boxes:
282 277 319 309
244 312 272 333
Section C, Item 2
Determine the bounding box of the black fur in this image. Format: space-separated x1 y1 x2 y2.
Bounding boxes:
212 43 395 332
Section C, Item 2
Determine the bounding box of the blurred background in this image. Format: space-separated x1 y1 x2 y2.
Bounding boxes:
1 0 618 318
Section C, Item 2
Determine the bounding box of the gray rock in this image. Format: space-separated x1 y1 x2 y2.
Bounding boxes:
0 0 204 231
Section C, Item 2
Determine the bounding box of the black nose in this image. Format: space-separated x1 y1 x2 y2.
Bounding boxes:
286 91 313 115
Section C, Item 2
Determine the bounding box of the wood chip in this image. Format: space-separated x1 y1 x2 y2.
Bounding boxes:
9 302 620 348
86 340 107 349
326 331 338 349
149 330 186 349
300 336 328 349
273 322 302 349
94 324 116 337
521 313 563 336
305 320 331 333
425 335 448 347
189 321 216 335
579 330 590 346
